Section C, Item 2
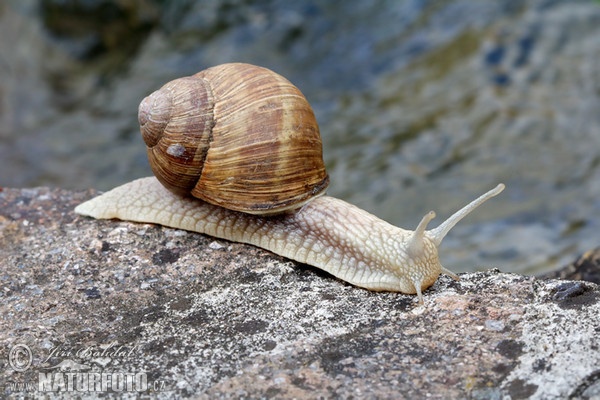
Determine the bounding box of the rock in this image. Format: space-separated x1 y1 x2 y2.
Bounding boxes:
540 247 600 285
1 186 599 399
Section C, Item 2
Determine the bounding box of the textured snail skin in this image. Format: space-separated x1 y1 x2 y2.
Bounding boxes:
75 177 504 303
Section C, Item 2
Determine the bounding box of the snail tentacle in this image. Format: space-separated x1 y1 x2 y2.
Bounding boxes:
429 183 505 246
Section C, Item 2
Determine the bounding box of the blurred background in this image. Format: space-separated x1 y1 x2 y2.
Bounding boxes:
2 0 599 275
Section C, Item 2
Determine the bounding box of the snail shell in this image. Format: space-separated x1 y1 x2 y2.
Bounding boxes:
138 63 329 215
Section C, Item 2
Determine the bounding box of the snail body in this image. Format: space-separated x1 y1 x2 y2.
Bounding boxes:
75 63 504 304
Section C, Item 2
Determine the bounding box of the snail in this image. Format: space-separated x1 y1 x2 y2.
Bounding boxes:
75 63 505 304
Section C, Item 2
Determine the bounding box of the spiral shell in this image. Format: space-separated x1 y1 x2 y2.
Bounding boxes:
138 63 329 214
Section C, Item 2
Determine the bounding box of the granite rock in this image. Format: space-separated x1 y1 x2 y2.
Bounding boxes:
1 186 599 399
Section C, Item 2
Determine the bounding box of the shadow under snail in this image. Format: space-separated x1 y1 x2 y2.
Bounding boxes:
75 63 505 304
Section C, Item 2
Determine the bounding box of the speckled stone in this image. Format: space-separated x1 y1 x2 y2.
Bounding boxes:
1 186 599 399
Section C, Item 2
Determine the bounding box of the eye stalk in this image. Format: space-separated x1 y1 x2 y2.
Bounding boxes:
429 184 505 246
401 184 505 303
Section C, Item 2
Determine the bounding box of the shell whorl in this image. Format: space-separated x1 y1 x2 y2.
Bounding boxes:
139 76 215 196
138 63 329 215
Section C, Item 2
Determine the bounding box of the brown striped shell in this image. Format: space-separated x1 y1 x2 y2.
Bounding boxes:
138 63 329 215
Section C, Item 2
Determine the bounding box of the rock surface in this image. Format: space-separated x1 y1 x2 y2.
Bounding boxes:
1 185 599 399
541 247 600 285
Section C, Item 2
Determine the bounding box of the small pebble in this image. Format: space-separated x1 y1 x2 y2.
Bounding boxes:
209 241 226 250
